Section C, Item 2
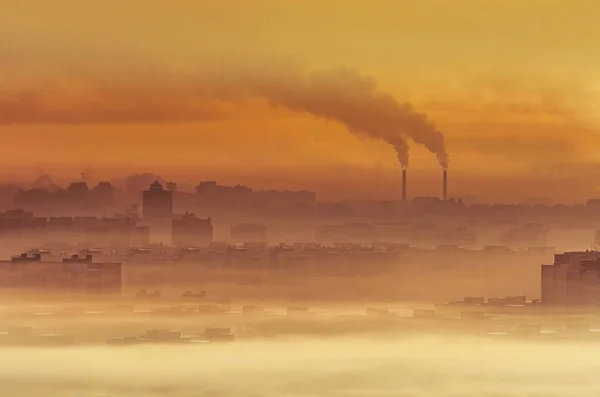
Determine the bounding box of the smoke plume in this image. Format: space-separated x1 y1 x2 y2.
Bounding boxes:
0 65 449 168
248 67 448 168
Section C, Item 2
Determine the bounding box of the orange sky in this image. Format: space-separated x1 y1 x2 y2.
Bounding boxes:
2 0 600 203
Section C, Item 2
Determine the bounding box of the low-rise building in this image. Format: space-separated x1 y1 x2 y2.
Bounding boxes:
0 253 122 294
172 213 213 247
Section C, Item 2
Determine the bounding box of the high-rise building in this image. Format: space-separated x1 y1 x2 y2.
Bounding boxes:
541 264 555 304
541 251 600 305
142 181 172 220
141 181 173 244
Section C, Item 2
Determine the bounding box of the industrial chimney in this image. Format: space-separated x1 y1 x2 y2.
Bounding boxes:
442 169 448 200
402 169 407 201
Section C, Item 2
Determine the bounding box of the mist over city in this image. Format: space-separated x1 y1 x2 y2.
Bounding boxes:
4 1 600 396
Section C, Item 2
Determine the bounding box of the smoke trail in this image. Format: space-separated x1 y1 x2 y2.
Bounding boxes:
389 136 410 169
0 64 449 168
249 67 448 168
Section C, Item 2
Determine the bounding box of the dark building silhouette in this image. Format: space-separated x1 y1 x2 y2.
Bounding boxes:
196 181 252 208
91 182 115 209
0 210 149 249
166 181 178 192
141 181 173 244
12 180 118 216
14 188 57 209
142 181 172 220
541 251 600 305
172 213 213 247
65 182 90 211
195 181 315 213
0 253 121 294
67 182 89 198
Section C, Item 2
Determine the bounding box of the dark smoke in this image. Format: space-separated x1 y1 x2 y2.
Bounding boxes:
389 136 410 170
248 67 449 168
0 64 449 168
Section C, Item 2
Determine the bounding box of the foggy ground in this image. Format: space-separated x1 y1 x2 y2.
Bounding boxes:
0 297 599 396
2 335 600 396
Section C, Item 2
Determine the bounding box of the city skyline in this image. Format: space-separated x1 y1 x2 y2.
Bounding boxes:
3 167 600 205
3 1 600 203
4 3 600 396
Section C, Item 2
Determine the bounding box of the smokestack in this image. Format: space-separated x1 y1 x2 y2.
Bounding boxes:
402 169 407 201
442 169 448 201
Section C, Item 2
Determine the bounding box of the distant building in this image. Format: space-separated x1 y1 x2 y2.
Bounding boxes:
142 181 172 220
196 181 252 208
12 180 116 215
172 213 213 247
541 251 600 305
195 181 316 213
166 182 178 192
0 253 121 294
0 209 34 220
231 223 267 243
0 210 149 249
67 182 89 199
91 182 115 209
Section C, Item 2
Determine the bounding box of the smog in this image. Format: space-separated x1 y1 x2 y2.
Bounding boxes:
0 298 598 397
2 331 600 396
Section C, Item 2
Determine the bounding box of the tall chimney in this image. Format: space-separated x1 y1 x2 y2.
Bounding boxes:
442 169 448 200
402 169 407 201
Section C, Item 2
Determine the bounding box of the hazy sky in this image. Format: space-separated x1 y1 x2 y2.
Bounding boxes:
2 0 600 202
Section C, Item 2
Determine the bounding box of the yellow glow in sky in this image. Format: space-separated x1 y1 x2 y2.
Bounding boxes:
2 0 600 202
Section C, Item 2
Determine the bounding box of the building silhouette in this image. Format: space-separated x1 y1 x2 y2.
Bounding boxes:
541 251 600 305
13 181 117 216
0 210 150 250
166 181 178 192
142 181 173 220
0 253 121 294
172 213 213 247
141 181 173 244
67 182 89 199
91 182 115 209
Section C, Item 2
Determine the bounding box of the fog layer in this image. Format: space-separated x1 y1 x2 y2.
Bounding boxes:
2 336 599 396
